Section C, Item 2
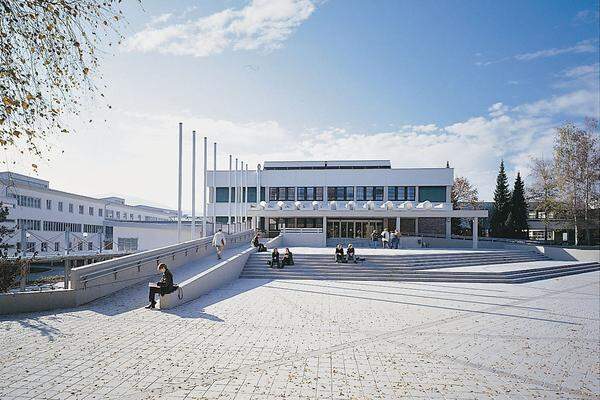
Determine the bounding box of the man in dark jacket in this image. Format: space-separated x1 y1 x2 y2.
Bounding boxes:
146 263 175 309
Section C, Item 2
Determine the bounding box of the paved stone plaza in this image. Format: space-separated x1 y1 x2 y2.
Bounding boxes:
0 253 598 399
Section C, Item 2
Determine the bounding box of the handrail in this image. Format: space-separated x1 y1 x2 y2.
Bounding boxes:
73 230 254 286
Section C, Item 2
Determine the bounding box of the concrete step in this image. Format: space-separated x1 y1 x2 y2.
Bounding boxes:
239 262 600 283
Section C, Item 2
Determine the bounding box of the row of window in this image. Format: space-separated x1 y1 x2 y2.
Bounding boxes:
213 186 446 202
17 220 104 234
11 194 168 221
17 241 94 253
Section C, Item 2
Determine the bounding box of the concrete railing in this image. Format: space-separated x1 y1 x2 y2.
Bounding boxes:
69 230 255 306
159 235 282 309
1 231 256 315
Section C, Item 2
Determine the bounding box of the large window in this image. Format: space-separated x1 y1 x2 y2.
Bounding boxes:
388 186 416 201
327 186 354 201
269 187 295 201
10 194 41 208
356 186 384 201
297 187 323 201
18 219 40 231
78 205 84 214
418 186 446 202
215 187 230 203
43 221 82 232
58 201 63 212
46 199 52 210
117 238 138 252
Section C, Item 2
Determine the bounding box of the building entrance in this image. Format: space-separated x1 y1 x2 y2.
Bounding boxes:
326 218 383 239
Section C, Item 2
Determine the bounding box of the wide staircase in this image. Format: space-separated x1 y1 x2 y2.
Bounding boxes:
240 250 600 283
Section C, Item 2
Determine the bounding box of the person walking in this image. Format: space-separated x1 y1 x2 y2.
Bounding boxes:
212 228 226 260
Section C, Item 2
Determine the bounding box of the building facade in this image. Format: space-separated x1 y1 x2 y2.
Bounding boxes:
207 160 486 245
0 172 178 255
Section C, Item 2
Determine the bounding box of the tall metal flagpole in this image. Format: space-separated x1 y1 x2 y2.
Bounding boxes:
202 137 207 237
245 164 249 228
191 130 196 240
234 158 238 232
213 142 217 227
177 122 182 243
240 161 244 228
228 155 232 227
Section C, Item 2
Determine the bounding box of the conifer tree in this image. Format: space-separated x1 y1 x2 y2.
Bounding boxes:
507 172 529 238
490 160 511 237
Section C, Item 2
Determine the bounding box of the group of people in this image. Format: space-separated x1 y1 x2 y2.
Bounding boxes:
252 232 295 269
370 228 401 249
334 243 364 263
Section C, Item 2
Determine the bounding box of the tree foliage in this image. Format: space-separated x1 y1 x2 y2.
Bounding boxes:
0 202 19 292
528 157 561 242
0 0 127 164
490 160 511 237
507 172 528 238
451 176 479 235
553 118 600 245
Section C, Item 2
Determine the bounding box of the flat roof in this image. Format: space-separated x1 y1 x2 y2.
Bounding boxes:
263 160 391 170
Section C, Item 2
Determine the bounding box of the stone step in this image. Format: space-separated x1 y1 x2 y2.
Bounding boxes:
239 263 600 283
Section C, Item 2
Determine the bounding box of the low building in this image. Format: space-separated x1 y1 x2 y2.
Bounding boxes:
0 171 179 254
207 160 486 247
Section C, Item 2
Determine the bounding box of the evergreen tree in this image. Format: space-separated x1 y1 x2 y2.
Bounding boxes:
507 172 529 238
490 160 511 237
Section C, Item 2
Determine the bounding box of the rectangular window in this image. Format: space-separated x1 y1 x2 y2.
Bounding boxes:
366 187 373 200
41 242 48 252
418 186 446 202
374 186 384 201
116 211 120 219
286 187 295 201
216 187 230 203
260 187 266 201
46 199 52 210
327 187 336 201
407 186 415 201
58 202 63 212
247 187 257 202
18 219 41 231
387 187 397 201
297 187 306 201
88 242 93 251
356 187 365 201
10 194 42 208
269 187 278 201
89 206 94 216
336 187 344 201
54 242 60 252
346 186 354 200
130 213 134 220
78 205 84 214
315 187 323 201
99 209 103 217
69 203 73 213
278 187 286 201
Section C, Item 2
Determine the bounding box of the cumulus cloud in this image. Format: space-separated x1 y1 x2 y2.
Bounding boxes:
123 0 316 57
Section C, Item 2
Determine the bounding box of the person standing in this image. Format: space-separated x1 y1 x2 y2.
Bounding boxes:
146 263 175 309
390 230 399 249
370 230 378 248
382 228 390 248
212 228 226 260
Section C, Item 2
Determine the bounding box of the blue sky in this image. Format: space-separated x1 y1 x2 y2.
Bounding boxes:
7 0 600 208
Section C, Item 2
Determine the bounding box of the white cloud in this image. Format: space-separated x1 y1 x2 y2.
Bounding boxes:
476 39 598 66
488 102 508 117
514 89 600 117
573 9 600 25
123 0 316 57
514 39 597 61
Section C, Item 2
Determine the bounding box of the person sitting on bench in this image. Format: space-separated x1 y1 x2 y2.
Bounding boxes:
146 263 176 309
281 248 294 267
335 244 345 263
252 233 267 252
268 248 281 268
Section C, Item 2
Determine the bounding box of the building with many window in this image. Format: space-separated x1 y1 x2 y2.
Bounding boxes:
208 160 487 246
0 172 178 254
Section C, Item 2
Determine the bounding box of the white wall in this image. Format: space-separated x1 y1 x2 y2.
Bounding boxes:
112 223 204 251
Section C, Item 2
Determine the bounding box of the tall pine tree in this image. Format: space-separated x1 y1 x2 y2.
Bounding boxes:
507 172 529 239
490 160 511 237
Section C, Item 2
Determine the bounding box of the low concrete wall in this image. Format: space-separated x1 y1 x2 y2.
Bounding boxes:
279 232 325 247
0 289 76 315
506 244 599 261
160 235 282 309
422 237 506 249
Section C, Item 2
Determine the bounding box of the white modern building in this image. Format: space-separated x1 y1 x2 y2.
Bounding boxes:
0 172 179 255
207 160 487 247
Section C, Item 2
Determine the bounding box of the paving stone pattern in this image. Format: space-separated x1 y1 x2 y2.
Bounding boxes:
0 253 598 399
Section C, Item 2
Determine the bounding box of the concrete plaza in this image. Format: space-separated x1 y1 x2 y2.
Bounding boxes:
0 253 598 399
